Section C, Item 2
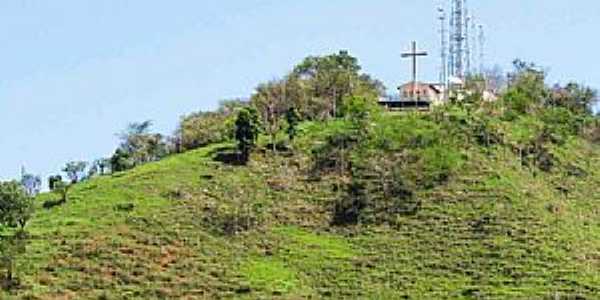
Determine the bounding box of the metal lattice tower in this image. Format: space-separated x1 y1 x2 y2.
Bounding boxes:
448 0 455 77
441 0 488 85
438 6 448 87
478 24 485 74
451 0 465 78
471 18 478 75
464 0 471 76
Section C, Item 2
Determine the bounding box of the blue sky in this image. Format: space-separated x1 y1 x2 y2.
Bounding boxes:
1 1 599 181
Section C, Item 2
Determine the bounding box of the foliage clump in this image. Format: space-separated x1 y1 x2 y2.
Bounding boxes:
0 181 34 289
175 99 245 152
0 182 34 230
327 112 464 225
235 107 261 163
108 120 168 173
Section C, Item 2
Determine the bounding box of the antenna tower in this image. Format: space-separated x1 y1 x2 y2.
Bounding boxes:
448 0 455 77
464 0 471 76
478 24 485 74
471 18 478 75
438 6 448 87
451 0 465 78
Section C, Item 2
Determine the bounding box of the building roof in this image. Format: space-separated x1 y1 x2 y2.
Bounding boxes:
398 82 442 94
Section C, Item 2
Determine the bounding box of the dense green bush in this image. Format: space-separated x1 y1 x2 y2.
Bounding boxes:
235 107 261 163
548 82 597 116
0 181 33 288
501 60 547 119
110 148 134 173
285 107 301 141
47 175 62 191
0 182 33 230
177 111 233 151
317 113 463 226
310 126 359 176
540 107 584 144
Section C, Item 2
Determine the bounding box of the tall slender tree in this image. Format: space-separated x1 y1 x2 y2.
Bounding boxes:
235 107 261 163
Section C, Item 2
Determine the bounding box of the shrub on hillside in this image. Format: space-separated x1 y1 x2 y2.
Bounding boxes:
285 107 301 141
0 182 34 230
177 111 233 151
583 118 600 144
540 108 585 144
47 175 62 191
548 82 597 116
501 60 547 119
110 148 135 173
310 124 359 177
201 202 263 236
235 107 261 163
116 121 169 167
324 114 463 226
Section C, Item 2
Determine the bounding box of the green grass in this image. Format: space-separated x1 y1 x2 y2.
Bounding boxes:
240 258 299 294
3 113 600 299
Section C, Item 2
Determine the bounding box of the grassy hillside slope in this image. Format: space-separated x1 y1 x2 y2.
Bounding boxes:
5 108 600 299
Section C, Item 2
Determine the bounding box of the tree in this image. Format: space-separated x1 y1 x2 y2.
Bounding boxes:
217 98 249 116
63 161 88 184
251 80 289 151
177 111 232 151
110 148 134 172
93 158 111 175
48 175 62 191
52 181 70 203
0 181 33 286
20 173 41 197
118 120 168 164
0 181 34 230
548 82 598 116
340 95 381 130
285 107 301 141
291 50 385 119
121 120 153 138
503 59 548 118
235 107 261 163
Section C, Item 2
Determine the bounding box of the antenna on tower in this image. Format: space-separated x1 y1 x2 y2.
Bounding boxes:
438 5 448 88
478 24 486 75
464 0 471 76
448 0 455 77
452 0 465 78
471 17 478 75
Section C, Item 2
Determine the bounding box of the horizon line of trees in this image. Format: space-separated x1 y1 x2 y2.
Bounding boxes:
3 50 385 202
10 53 600 200
8 53 600 196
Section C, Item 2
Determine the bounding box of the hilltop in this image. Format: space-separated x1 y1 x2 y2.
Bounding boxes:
1 55 600 299
5 110 600 299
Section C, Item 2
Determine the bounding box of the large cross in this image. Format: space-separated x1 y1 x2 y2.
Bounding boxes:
401 41 428 100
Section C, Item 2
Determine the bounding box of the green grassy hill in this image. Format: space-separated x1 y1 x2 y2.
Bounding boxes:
5 105 600 299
